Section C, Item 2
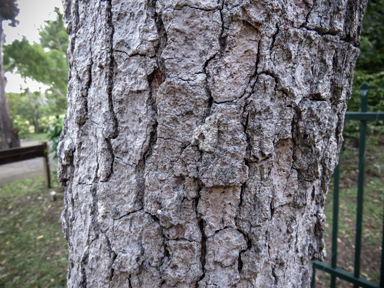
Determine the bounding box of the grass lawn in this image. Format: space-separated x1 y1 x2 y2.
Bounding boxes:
0 176 67 288
20 133 48 142
315 137 384 287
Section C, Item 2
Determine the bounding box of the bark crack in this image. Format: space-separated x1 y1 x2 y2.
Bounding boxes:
128 277 133 288
105 233 117 284
270 24 280 51
106 0 118 140
197 218 207 287
236 228 252 274
113 208 144 220
174 4 221 12
300 26 359 48
218 0 227 55
151 0 167 76
194 179 207 287
202 53 216 118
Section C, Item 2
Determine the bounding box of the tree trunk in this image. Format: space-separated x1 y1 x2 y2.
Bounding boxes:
0 21 20 149
34 99 39 134
58 1 367 287
32 91 40 134
27 89 40 134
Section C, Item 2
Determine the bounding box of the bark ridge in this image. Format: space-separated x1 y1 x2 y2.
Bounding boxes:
59 0 367 287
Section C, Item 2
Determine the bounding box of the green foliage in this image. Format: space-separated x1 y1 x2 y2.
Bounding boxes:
47 116 63 159
351 71 384 113
3 37 68 111
7 91 37 136
345 71 384 138
347 0 384 138
3 8 68 115
0 0 19 26
7 90 66 138
356 0 384 73
39 8 68 55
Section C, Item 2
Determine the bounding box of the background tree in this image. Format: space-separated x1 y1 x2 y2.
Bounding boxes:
7 89 48 135
39 7 68 55
8 90 39 135
2 9 68 138
0 0 20 149
58 1 367 287
3 9 68 119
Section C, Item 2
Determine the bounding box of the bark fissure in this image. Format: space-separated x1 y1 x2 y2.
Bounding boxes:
106 0 118 140
237 228 252 273
128 277 133 288
270 24 280 51
203 55 216 117
113 156 134 167
114 208 144 221
218 1 227 55
197 219 207 287
60 0 367 286
151 0 167 76
175 5 220 12
105 233 117 283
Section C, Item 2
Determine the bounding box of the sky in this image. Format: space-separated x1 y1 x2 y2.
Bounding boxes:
3 0 64 93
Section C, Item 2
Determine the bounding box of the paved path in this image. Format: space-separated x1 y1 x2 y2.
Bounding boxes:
0 140 50 186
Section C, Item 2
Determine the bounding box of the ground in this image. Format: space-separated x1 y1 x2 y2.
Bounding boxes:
315 136 384 287
0 137 53 186
0 136 382 287
0 176 67 288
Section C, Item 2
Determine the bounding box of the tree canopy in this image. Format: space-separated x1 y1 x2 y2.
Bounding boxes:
0 0 20 148
0 0 19 26
4 37 68 96
39 8 68 55
3 8 68 113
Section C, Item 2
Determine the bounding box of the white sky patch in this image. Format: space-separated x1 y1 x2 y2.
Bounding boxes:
3 0 64 93
5 73 49 93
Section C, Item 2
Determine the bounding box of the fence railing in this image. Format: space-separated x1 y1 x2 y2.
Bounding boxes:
0 142 51 188
311 83 384 288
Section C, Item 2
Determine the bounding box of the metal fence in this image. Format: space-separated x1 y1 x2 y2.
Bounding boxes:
311 83 384 288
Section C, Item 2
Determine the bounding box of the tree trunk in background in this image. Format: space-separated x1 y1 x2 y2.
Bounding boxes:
59 1 367 287
29 90 40 134
0 21 19 150
34 100 39 134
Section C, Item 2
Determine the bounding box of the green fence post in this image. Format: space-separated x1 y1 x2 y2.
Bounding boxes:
354 83 369 288
331 162 341 288
380 214 384 288
311 264 316 288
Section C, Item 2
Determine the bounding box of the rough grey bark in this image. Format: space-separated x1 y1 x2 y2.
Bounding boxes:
59 0 367 287
0 21 20 150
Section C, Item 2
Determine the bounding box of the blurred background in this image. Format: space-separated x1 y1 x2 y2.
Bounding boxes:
0 1 68 287
2 0 66 144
